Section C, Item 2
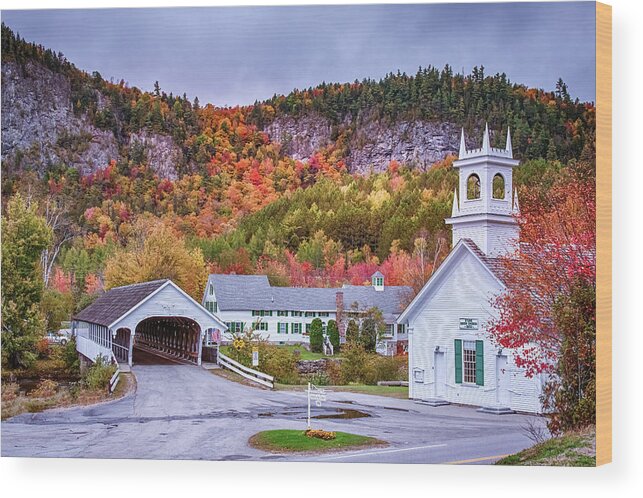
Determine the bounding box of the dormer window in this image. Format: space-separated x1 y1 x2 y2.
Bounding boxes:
371 272 385 291
492 173 505 199
467 174 481 200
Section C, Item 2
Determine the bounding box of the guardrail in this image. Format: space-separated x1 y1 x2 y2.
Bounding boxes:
217 351 274 389
76 334 113 362
76 334 122 394
109 367 121 393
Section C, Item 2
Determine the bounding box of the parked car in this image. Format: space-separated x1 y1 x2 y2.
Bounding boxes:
46 331 68 346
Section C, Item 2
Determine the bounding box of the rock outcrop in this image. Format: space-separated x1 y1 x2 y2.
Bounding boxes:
263 113 464 173
1 60 180 178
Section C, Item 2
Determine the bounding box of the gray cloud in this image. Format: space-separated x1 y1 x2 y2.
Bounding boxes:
1 3 595 105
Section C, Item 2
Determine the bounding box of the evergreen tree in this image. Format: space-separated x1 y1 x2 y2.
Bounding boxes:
309 318 324 353
345 319 359 345
327 319 340 353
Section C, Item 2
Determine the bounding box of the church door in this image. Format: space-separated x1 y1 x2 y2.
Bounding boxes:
496 355 510 406
434 351 446 398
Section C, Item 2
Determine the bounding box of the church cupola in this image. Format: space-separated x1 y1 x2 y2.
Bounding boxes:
371 271 385 291
446 123 520 257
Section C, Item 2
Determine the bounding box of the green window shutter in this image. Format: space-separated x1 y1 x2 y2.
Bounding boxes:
475 340 484 386
454 339 463 384
277 322 281 333
286 323 289 334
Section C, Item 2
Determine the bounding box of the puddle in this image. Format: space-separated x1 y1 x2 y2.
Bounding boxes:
312 408 370 420
256 406 371 420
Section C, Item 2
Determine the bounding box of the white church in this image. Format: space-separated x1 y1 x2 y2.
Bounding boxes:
398 124 545 414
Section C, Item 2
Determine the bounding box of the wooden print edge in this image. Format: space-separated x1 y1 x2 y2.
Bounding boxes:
595 1 612 467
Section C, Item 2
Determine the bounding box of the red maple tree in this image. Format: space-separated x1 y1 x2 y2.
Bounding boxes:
488 158 596 378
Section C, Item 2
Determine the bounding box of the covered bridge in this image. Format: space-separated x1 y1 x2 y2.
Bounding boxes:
73 279 227 367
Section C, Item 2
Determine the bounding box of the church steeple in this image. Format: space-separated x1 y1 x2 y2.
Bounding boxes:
445 124 520 257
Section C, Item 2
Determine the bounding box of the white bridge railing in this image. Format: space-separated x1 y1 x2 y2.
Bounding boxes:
76 334 113 363
217 350 274 389
76 333 122 394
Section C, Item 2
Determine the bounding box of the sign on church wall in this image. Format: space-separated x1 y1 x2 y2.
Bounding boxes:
459 318 479 330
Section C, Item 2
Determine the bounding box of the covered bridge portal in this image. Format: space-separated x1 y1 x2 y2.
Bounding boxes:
73 279 227 367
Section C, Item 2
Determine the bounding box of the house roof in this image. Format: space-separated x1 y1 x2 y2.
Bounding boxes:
396 238 507 323
73 279 169 327
207 274 412 320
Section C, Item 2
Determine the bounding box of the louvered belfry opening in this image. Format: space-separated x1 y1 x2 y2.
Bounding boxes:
134 316 201 364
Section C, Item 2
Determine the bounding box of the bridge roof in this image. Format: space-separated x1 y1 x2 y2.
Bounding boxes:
73 279 169 327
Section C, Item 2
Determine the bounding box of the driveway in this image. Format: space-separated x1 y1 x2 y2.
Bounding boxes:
1 362 543 463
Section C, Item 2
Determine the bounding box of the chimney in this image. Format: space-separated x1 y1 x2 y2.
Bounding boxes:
335 291 346 344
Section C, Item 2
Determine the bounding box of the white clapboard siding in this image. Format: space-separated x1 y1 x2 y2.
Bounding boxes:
408 248 542 413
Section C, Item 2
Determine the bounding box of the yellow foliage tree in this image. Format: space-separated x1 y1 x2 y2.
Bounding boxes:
104 221 207 300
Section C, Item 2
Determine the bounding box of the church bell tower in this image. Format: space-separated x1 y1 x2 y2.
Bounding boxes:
446 123 520 257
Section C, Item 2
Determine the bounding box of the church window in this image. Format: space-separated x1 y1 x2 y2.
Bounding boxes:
467 174 481 199
492 173 505 199
455 339 484 386
463 341 477 383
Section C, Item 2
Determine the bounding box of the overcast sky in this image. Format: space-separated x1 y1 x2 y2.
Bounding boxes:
1 2 596 106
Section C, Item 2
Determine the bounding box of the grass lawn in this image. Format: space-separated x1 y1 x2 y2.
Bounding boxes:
496 427 596 466
220 344 337 361
249 429 387 453
275 383 409 399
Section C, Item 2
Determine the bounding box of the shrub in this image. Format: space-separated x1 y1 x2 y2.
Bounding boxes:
258 345 299 384
339 344 408 385
325 359 343 385
364 355 407 385
82 355 116 391
309 318 324 353
29 379 58 398
327 320 340 353
339 343 369 384
36 337 52 359
1 382 20 402
307 371 330 386
305 429 336 440
60 337 80 374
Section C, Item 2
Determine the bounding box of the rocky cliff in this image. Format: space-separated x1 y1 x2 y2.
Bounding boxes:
3 58 472 178
263 113 465 173
1 60 182 179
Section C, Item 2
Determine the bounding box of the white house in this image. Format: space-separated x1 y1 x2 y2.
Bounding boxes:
202 272 411 355
398 124 544 414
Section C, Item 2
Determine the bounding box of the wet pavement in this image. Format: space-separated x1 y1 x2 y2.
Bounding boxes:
1 361 544 463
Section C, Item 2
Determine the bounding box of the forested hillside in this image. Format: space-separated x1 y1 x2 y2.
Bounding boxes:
251 65 595 171
0 23 595 323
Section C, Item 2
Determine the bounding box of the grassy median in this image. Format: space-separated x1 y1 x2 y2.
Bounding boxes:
249 429 387 453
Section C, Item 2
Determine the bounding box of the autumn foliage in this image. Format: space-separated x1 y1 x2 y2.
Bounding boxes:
104 220 207 300
488 155 596 378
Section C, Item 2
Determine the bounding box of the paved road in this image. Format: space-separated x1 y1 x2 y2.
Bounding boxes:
1 362 543 463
